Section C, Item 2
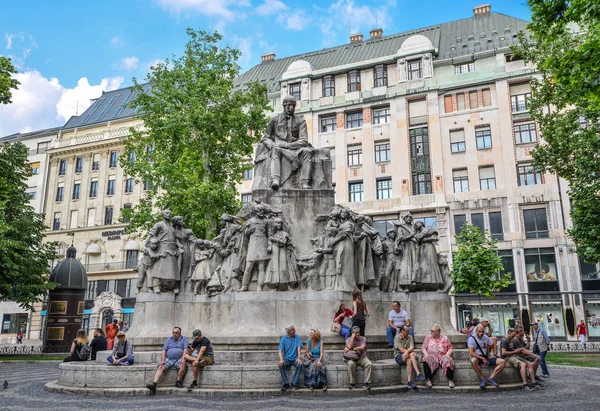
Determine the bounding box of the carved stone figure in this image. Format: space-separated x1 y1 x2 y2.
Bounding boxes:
395 212 417 291
252 95 314 190
264 218 298 290
218 214 244 293
331 208 357 292
190 240 213 294
144 209 183 293
172 216 196 293
136 238 163 292
380 229 400 292
316 226 338 290
239 204 271 291
437 253 452 292
413 221 445 291
354 214 377 290
397 58 407 82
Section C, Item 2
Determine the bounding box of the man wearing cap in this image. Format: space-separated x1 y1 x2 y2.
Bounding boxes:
146 327 188 393
278 325 303 391
178 329 215 389
531 321 550 378
104 318 119 350
106 331 134 365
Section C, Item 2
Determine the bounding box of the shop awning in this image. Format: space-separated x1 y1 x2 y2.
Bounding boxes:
85 243 101 254
124 240 140 251
530 301 562 305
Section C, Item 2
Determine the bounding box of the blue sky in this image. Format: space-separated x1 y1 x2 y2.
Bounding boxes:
0 0 531 136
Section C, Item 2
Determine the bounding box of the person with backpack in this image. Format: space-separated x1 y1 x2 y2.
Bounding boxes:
63 329 90 362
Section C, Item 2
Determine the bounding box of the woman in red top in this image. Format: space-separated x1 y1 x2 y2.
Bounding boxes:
577 320 588 346
333 301 353 339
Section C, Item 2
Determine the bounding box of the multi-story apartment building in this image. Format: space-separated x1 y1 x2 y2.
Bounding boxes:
0 127 59 341
233 5 599 339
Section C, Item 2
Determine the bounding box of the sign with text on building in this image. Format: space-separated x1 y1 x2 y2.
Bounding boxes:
102 229 125 241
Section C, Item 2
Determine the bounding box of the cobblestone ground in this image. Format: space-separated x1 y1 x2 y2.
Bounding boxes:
1 362 599 410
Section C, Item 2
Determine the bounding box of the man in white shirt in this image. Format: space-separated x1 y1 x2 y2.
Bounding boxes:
386 301 412 348
468 324 505 389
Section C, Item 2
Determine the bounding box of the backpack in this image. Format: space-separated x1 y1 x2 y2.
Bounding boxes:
77 344 91 360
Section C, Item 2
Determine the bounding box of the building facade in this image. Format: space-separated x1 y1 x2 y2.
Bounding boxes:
234 5 599 339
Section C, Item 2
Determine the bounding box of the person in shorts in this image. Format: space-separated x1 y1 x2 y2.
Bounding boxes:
394 325 425 389
500 328 538 390
468 324 505 389
146 327 188 393
178 329 214 389
512 326 543 384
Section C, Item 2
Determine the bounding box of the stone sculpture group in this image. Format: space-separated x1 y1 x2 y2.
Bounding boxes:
136 95 451 296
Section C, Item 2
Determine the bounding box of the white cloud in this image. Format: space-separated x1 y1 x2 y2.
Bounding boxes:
0 70 123 136
119 56 140 70
4 32 37 69
110 35 125 46
232 37 253 70
255 0 287 16
277 10 311 31
155 0 249 20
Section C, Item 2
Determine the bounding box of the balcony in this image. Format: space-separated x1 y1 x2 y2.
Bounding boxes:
84 260 137 273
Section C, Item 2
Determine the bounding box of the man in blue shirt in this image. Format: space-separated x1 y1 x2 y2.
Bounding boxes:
278 325 303 391
146 327 188 393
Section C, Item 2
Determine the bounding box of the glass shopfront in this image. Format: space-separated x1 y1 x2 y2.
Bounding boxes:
531 303 565 338
584 302 600 338
457 304 519 337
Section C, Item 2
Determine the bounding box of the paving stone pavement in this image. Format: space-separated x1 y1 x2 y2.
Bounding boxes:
1 361 600 410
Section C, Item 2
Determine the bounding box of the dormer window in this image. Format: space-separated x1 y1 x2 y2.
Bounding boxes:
455 62 475 74
347 69 361 92
407 59 423 80
373 65 387 87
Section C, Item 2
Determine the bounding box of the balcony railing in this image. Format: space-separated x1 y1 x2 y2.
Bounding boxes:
84 261 137 273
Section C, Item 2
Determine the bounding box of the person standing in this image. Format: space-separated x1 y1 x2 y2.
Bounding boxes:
104 318 119 350
531 322 550 378
89 328 107 361
278 325 303 391
386 301 412 348
351 289 370 337
577 320 588 347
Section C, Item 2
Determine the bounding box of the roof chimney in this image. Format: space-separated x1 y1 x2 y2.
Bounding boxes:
350 33 364 44
473 4 491 16
370 28 383 39
261 52 276 63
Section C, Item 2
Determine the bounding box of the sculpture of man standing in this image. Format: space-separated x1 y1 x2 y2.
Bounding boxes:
145 208 183 294
239 204 271 292
395 212 417 291
253 95 314 190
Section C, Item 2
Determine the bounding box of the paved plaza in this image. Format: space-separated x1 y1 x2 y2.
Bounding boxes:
0 362 599 410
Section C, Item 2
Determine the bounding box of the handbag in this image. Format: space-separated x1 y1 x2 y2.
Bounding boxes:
343 349 359 362
342 316 353 329
331 322 341 333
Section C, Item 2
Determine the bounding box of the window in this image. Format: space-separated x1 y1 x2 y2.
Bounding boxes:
511 93 531 113
471 213 485 233
348 181 364 202
408 99 427 126
58 159 67 176
69 210 78 229
243 167 253 180
372 107 390 124
523 208 549 239
241 193 252 204
347 146 363 166
125 250 139 269
475 127 492 149
125 177 134 193
30 162 40 175
413 173 432 196
347 69 361 92
128 151 136 165
375 142 390 163
143 180 152 191
457 93 466 111
579 257 599 280
407 59 422 80
469 91 478 109
27 189 36 199
92 153 100 171
373 64 387 87
444 95 453 113
514 122 537 144
322 75 335 97
453 169 469 192
36 142 48 154
53 213 61 230
479 166 496 190
87 208 96 227
497 250 516 291
518 163 543 186
55 184 64 202
489 211 504 241
89 179 98 198
482 89 492 107
373 220 397 237
72 182 81 200
450 129 466 153
122 204 132 223
346 111 363 129
525 248 558 283
104 206 113 225
455 62 475 74
376 178 392 200
410 127 431 195
106 177 116 195
289 83 301 101
75 156 83 173
454 214 467 235
413 216 437 229
146 145 154 163
320 115 336 132
109 151 118 168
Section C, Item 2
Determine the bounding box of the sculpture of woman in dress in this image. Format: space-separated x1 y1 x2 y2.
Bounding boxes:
264 218 298 290
414 221 444 291
395 212 417 291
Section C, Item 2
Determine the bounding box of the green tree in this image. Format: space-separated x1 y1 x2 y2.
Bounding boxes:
515 0 600 262
451 223 513 316
0 142 57 309
121 29 270 238
0 56 20 104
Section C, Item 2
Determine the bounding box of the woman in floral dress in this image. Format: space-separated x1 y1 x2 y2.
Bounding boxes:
421 324 455 388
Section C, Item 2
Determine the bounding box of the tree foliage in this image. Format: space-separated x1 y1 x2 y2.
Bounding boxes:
121 29 271 238
0 56 20 105
451 223 513 316
515 0 600 262
0 142 57 309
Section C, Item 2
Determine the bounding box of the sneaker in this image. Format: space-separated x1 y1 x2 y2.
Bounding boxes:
146 383 156 393
348 383 356 390
281 384 290 391
292 385 299 391
533 382 546 390
188 381 198 390
486 378 499 388
387 344 394 349
417 374 426 382
522 383 535 391
175 381 183 388
479 379 487 389
448 380 455 389
426 379 433 388
407 381 417 389
363 382 371 391
541 374 550 379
